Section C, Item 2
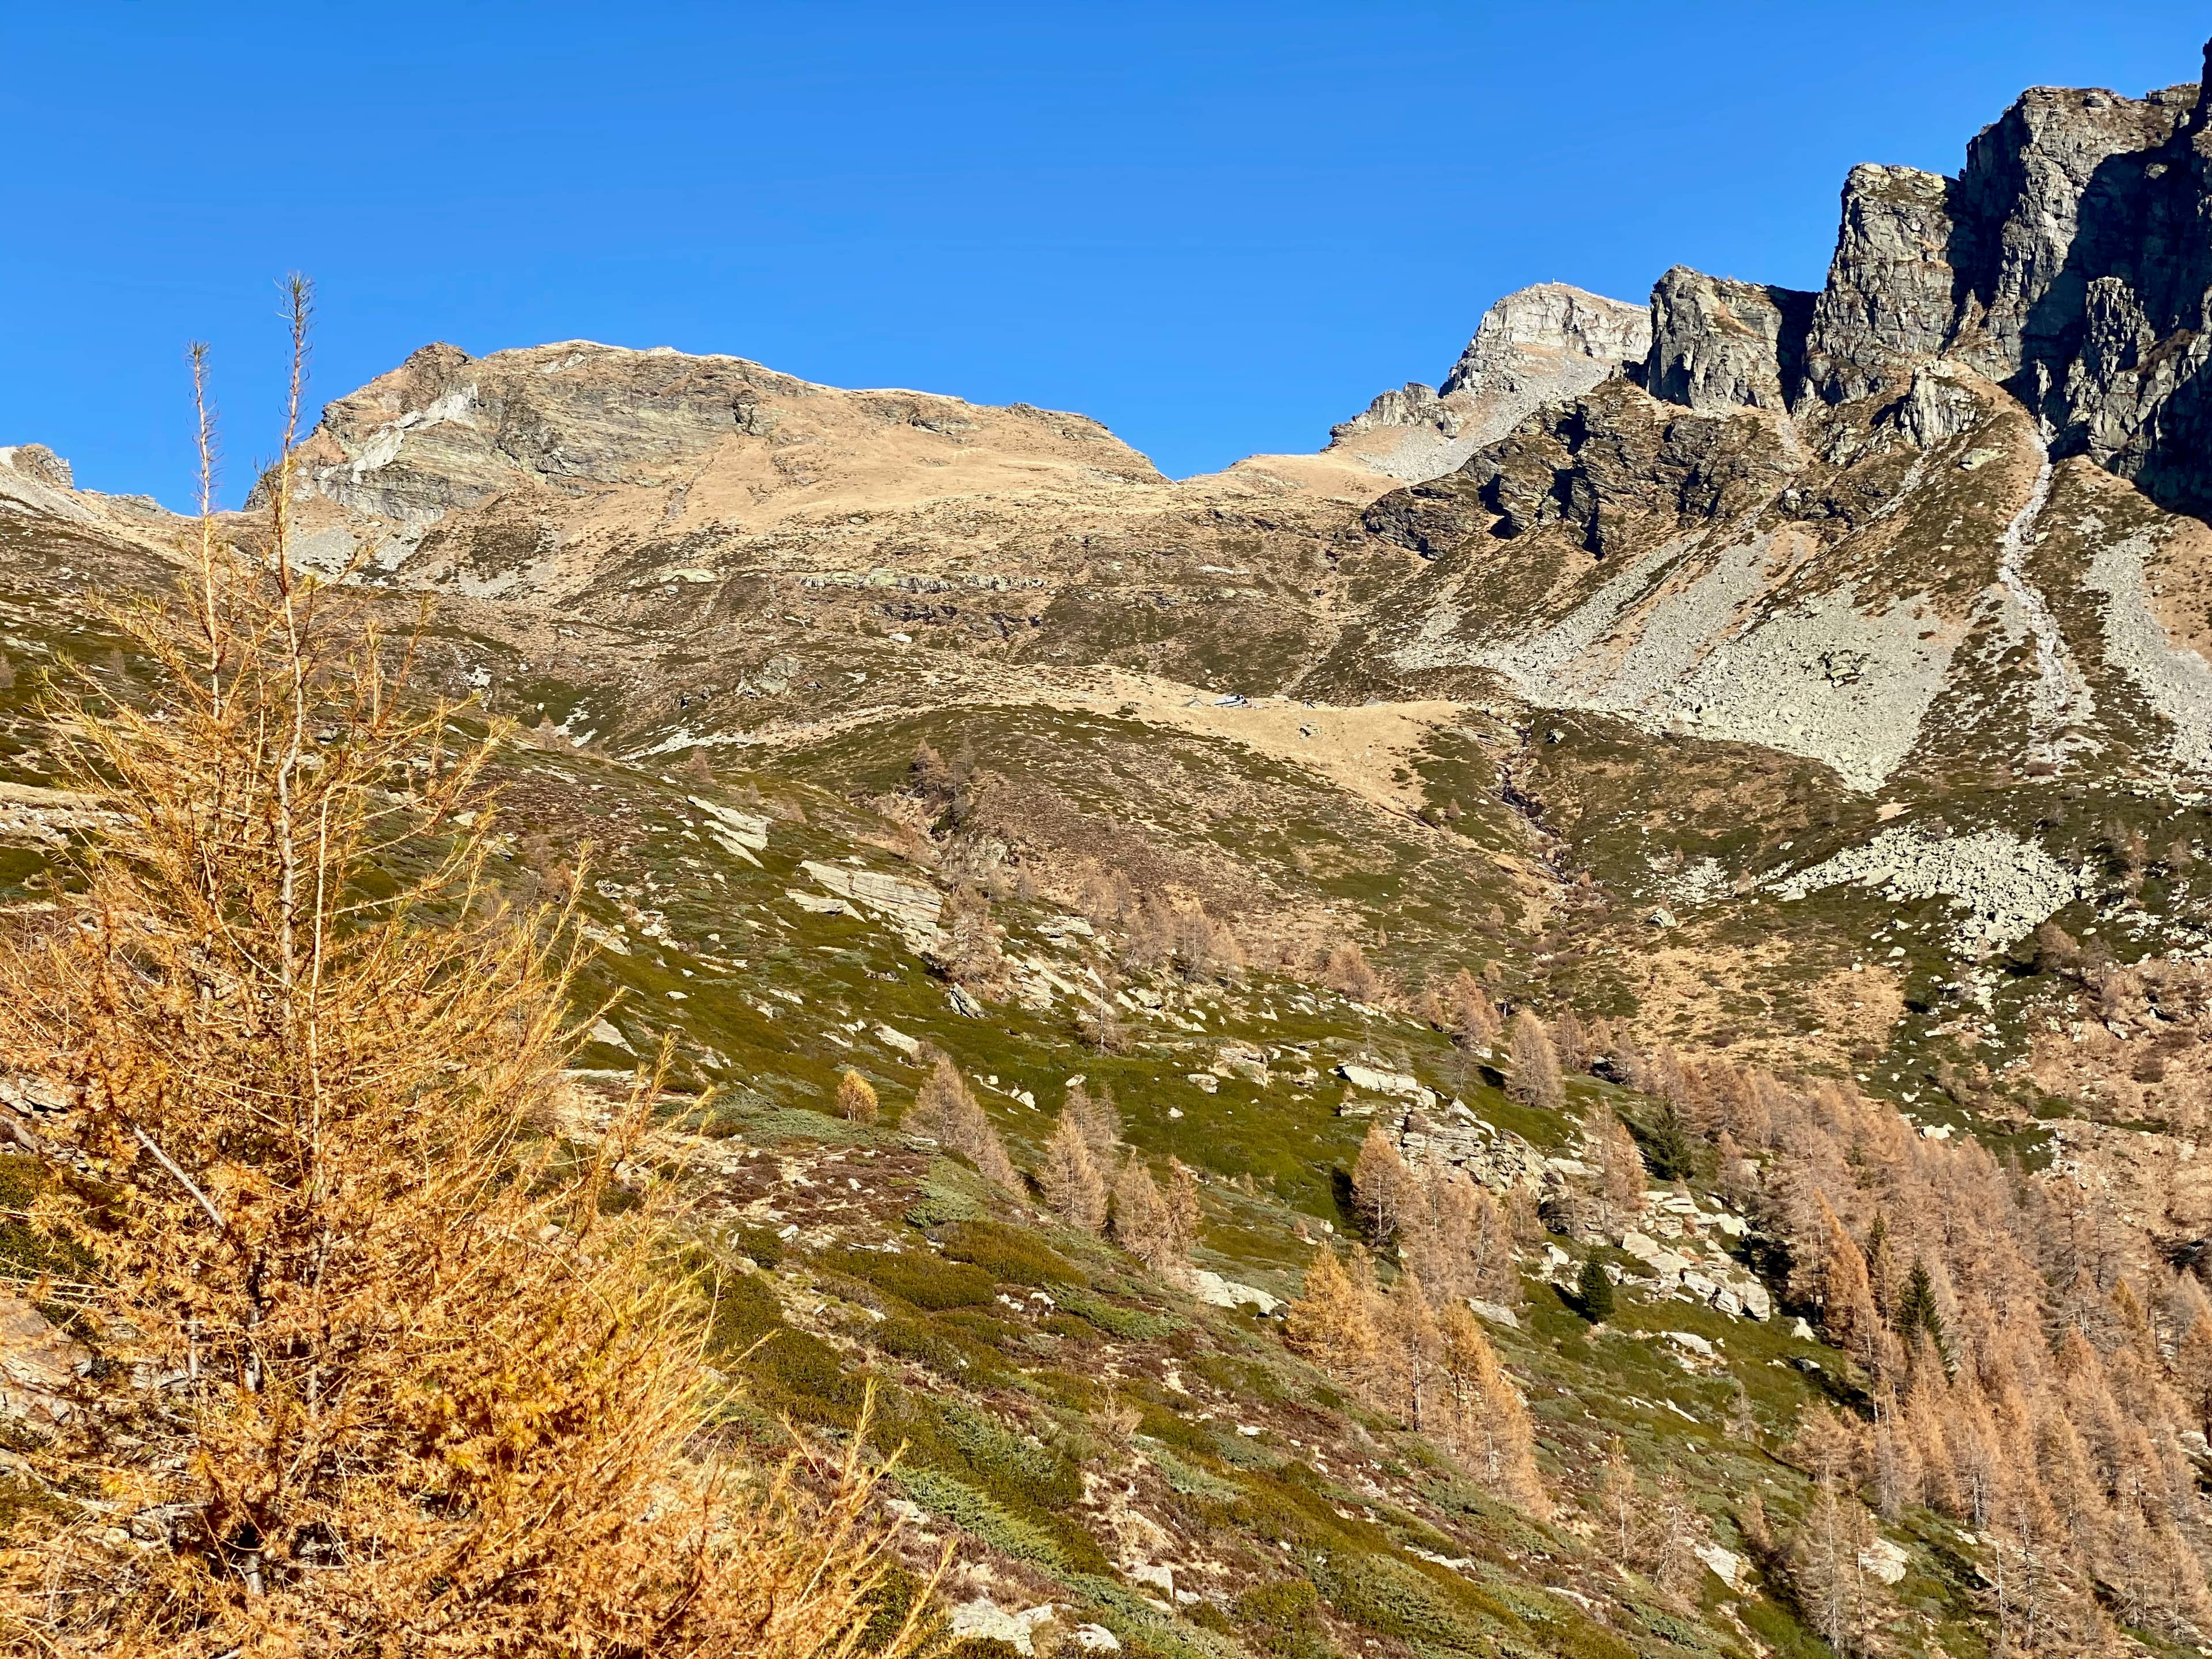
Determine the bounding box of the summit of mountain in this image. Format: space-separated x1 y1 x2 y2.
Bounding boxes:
1322 282 1652 484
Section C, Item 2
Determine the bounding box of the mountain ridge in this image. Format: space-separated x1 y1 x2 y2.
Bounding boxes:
1 37 2211 1659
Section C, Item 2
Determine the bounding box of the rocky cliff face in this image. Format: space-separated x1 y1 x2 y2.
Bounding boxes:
1352 36 2212 793
1325 283 1648 482
1645 268 1813 413
1642 48 2212 517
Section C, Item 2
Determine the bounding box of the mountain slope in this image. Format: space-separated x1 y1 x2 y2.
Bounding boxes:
3 36 2212 1659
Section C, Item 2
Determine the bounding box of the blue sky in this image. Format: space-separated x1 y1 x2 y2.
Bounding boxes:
2 3 2206 503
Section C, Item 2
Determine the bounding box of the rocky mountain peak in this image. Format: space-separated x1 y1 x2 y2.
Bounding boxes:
1324 282 1647 482
1435 281 1652 402
0 444 73 492
281 337 1166 541
1637 36 2212 517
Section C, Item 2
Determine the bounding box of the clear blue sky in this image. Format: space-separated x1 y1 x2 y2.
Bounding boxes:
2 3 2206 503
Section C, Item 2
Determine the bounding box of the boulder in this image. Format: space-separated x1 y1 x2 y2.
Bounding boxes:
948 1599 1058 1656
0 1294 86 1422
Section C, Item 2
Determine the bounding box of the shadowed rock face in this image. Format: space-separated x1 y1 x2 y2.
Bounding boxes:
1653 40 2212 517
1351 38 2212 794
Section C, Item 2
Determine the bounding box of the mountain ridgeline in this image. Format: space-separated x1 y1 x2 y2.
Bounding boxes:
2 37 2212 1659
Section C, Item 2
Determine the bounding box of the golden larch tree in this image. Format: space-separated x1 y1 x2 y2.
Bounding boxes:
0 292 931 1659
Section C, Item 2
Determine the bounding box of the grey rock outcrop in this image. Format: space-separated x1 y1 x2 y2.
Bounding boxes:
1334 381 1451 441
1373 377 1794 557
282 341 806 524
1800 164 1962 404
1645 267 1815 412
281 339 1157 528
0 444 73 491
1327 283 1649 482
1438 282 1653 406
1626 39 2212 519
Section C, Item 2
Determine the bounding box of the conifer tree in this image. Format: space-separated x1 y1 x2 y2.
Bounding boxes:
1286 1247 1380 1392
1643 1097 1695 1182
1892 1257 1949 1367
1037 1107 1109 1232
1863 1213 1895 1319
836 1068 880 1124
1402 1168 1516 1308
909 737 953 808
1068 1079 1123 1166
1506 1011 1563 1111
1112 1158 1175 1267
937 883 1004 990
1164 1156 1202 1262
0 299 930 1656
1814 1195 1883 1369
2178 1314 2212 1437
910 1052 1019 1191
1351 1123 1418 1247
1594 1440 1639 1562
1376 1271 1441 1430
1584 1104 1645 1224
1322 940 1383 1005
1438 1305 1547 1516
1442 968 1499 1050
1790 1475 1879 1658
1549 1006 1592 1074
1577 1255 1615 1324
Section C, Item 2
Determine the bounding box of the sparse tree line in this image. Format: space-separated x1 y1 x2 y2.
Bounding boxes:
1283 1248 1547 1518
885 1052 1201 1272
1269 965 2212 1654
1272 1114 1550 1517
892 738 1498 1021
2031 922 2212 1135
1633 1047 2212 1654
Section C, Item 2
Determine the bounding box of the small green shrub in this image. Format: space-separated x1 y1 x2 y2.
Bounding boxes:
1236 1580 1319 1626
1535 1616 1638 1659
743 1328 867 1428
1234 1580 1334 1659
905 1165 989 1228
938 1219 1081 1286
859 1564 940 1653
925 1399 1083 1510
888 1397 1108 1574
874 1313 1010 1384
732 1221 786 1267
1306 1548 1511 1650
704 1267 783 1357
896 1467 1092 1575
1030 1369 1105 1411
1191 1351 1289 1404
1140 1441 1243 1501
1215 1478 1340 1549
0 1154 89 1281
824 1247 997 1310
1058 1292 1177 1340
